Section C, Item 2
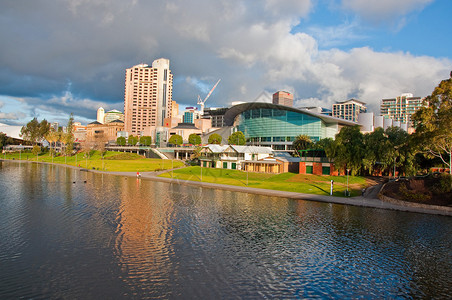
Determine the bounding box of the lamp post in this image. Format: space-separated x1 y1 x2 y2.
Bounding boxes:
346 168 350 196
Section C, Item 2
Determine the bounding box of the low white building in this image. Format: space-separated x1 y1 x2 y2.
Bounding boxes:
200 144 274 170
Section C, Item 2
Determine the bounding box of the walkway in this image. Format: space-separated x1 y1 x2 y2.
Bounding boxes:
3 159 450 216
111 170 451 217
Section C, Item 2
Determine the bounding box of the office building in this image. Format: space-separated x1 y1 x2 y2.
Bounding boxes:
104 109 124 124
272 91 293 107
124 58 173 135
380 93 424 126
203 107 228 128
224 102 356 151
332 99 367 122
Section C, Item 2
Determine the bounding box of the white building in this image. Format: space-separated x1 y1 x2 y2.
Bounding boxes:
97 107 105 124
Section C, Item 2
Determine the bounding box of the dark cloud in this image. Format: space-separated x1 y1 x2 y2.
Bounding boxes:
0 0 450 125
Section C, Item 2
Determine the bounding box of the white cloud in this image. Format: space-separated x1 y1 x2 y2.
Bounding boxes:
307 21 367 48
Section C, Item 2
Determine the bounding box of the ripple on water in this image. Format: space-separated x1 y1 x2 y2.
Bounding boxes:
0 162 452 299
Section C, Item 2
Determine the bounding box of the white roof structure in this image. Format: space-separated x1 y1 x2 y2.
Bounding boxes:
226 145 274 154
0 124 23 140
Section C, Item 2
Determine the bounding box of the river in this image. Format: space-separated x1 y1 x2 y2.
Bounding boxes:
0 161 451 298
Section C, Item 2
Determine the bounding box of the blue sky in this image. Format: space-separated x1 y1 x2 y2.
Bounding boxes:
0 0 451 126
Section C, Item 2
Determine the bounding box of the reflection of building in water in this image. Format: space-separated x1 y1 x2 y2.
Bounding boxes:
115 179 175 288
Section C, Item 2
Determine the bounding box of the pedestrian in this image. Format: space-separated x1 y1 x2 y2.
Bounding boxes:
361 188 365 196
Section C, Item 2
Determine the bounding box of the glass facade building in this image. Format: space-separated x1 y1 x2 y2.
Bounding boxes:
225 103 356 151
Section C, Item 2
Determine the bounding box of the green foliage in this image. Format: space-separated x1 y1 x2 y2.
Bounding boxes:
434 173 452 193
139 136 152 146
208 133 222 144
32 145 41 156
188 134 201 145
127 135 138 145
399 183 431 202
65 113 74 155
0 132 7 149
293 135 314 156
228 131 246 145
362 128 393 175
169 134 183 146
334 126 364 175
116 136 126 146
412 73 452 173
315 138 336 159
20 118 50 145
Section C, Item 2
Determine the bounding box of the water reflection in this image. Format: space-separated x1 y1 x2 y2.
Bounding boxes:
0 162 451 299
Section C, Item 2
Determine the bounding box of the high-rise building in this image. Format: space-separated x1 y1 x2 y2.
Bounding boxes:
380 93 424 126
272 91 293 107
332 99 367 122
171 100 179 117
104 109 124 123
124 58 173 135
97 107 105 124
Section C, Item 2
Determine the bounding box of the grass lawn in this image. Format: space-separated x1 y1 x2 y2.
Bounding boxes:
159 166 367 197
1 151 184 172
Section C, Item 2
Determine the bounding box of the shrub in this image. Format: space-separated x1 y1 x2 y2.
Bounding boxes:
433 173 452 194
399 183 431 202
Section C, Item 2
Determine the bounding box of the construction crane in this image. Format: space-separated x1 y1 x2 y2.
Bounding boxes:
197 79 221 116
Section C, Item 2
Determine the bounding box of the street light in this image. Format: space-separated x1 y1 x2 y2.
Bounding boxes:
346 168 350 196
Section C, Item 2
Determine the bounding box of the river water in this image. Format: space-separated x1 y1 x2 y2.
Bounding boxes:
0 161 451 299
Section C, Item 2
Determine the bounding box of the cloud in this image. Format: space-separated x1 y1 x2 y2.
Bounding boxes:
0 111 25 120
307 21 367 48
341 0 434 25
0 0 450 126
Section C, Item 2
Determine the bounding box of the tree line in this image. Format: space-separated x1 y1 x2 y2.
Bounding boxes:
293 72 452 176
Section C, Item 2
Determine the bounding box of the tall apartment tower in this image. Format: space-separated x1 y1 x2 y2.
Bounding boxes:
124 58 173 135
97 107 105 124
380 93 424 126
273 91 293 107
332 99 367 122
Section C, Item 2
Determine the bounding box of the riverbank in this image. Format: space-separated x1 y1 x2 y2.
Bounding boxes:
3 159 449 216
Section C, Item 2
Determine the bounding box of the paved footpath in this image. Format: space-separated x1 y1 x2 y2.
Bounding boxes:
104 169 452 217
3 160 450 217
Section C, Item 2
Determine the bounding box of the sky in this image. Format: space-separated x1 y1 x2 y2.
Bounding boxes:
0 0 451 126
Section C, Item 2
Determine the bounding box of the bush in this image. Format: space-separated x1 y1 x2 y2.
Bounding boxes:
399 183 431 202
433 173 452 194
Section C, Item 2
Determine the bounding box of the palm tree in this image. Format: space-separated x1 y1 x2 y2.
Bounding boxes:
45 131 59 162
293 134 314 156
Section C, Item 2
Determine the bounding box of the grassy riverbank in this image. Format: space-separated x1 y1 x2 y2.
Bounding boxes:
159 166 366 197
1 151 184 172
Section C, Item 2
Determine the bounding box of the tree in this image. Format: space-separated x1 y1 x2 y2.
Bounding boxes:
65 113 74 156
334 125 364 175
412 72 452 174
45 130 59 157
128 135 138 146
315 138 336 159
20 118 50 145
228 131 246 145
208 133 222 144
293 134 314 156
0 132 7 149
117 136 126 146
188 133 201 145
169 134 183 146
385 126 416 176
362 128 393 175
139 136 152 146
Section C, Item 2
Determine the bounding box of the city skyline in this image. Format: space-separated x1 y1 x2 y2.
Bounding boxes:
0 0 451 126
